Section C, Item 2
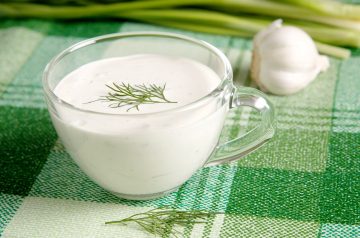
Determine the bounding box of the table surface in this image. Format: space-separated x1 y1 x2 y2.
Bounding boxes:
0 19 359 238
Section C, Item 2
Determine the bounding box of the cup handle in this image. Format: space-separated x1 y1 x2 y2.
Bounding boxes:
205 87 276 167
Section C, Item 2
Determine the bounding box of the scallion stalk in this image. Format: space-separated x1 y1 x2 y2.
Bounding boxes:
0 0 209 18
208 0 360 31
275 0 360 19
136 18 254 37
117 9 267 33
315 42 351 59
0 0 356 58
2 0 360 32
116 9 360 48
132 17 350 59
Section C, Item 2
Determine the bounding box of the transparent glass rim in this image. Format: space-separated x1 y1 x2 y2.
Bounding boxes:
42 31 233 117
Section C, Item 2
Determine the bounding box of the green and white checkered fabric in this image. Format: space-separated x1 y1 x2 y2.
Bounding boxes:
0 19 359 238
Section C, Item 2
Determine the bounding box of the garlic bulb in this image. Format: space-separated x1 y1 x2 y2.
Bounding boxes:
251 19 330 95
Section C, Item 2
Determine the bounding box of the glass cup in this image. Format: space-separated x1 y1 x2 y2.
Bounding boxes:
43 32 275 200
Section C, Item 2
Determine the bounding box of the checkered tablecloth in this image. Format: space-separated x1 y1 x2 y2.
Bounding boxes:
0 18 359 237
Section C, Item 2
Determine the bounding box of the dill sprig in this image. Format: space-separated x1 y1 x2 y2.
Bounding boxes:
88 82 177 111
105 207 214 238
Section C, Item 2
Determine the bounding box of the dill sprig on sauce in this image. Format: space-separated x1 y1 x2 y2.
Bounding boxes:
87 82 177 111
105 207 215 238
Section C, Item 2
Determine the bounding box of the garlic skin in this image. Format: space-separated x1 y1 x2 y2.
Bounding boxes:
251 19 330 95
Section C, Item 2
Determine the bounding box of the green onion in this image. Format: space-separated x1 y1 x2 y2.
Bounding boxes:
117 9 360 48
117 9 267 33
0 0 358 58
276 0 360 19
315 42 351 59
207 0 360 31
138 18 254 37
132 16 350 59
0 0 208 18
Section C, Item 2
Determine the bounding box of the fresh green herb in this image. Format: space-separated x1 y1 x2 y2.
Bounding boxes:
276 0 360 19
1 0 359 58
88 82 176 111
116 8 353 58
105 207 215 238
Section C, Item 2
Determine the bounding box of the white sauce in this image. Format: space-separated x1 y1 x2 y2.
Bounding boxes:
55 54 220 114
51 54 227 197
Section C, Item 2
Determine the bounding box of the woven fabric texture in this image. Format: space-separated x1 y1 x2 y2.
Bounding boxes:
0 19 359 238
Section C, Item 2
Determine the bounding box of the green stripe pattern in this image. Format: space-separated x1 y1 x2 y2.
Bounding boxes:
0 17 359 238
